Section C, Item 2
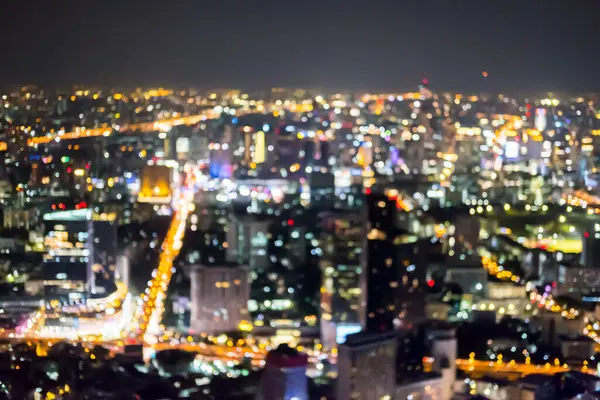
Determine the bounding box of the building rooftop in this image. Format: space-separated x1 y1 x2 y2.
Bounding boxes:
397 371 442 386
342 330 397 348
266 344 308 368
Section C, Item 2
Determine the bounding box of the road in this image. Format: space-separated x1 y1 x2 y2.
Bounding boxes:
456 358 593 379
29 112 219 146
132 166 196 344
0 109 222 150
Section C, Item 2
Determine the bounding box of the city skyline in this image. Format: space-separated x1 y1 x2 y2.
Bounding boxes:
3 2 600 398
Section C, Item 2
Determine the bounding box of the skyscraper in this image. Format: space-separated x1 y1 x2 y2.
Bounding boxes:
90 212 117 295
43 209 93 301
319 210 368 350
43 208 119 301
366 193 427 331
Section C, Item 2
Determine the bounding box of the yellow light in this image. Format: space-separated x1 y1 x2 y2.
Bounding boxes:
113 93 123 100
238 320 253 332
253 131 266 164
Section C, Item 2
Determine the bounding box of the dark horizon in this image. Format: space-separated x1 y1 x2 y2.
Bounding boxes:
2 0 600 92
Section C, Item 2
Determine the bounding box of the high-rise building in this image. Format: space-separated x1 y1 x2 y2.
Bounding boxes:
258 344 308 400
90 212 117 295
43 209 119 301
336 331 397 400
367 238 398 332
366 193 397 332
581 231 600 269
225 215 270 270
319 210 368 350
190 263 250 334
394 239 428 328
43 209 93 301
308 170 335 207
366 193 427 331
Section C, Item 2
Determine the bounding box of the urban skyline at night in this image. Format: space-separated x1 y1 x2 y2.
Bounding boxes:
1 1 600 399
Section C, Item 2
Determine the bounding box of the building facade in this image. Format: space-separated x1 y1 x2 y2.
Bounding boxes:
336 331 397 400
319 210 368 349
190 264 250 334
43 209 94 301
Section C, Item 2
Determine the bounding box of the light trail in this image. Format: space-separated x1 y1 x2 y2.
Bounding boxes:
0 111 221 150
134 167 196 343
27 112 220 146
456 358 595 377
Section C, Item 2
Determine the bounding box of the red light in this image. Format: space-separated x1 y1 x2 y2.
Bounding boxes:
427 279 435 288
422 78 429 85
585 232 590 238
79 201 87 209
365 188 372 195
287 219 294 226
552 282 557 288
525 111 531 118
58 203 65 209
52 204 56 210
526 104 532 110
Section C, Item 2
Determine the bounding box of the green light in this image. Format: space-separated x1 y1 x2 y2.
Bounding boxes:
61 156 70 163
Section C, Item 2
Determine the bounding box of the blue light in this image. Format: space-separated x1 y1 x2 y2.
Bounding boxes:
232 117 238 124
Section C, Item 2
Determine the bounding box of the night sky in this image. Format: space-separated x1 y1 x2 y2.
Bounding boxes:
2 0 600 92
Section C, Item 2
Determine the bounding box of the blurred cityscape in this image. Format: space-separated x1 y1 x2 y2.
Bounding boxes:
1 84 600 399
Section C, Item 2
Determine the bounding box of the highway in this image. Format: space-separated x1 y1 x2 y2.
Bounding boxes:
27 112 219 146
0 110 221 150
456 358 592 379
133 166 196 344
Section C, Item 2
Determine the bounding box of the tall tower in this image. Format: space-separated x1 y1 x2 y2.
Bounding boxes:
319 210 368 350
